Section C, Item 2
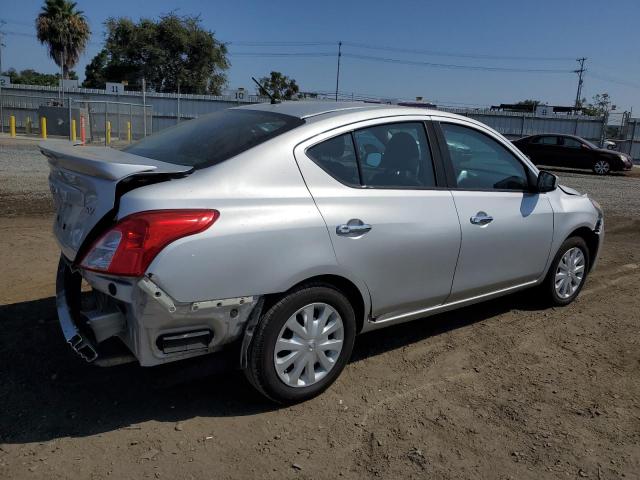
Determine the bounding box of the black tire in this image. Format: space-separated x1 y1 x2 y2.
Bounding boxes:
592 159 610 175
244 284 356 404
541 236 590 306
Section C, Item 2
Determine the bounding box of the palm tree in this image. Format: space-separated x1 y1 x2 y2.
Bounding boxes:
35 0 90 79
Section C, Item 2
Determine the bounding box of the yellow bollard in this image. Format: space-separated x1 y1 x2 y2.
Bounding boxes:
26 117 32 135
40 117 47 139
9 116 16 137
106 121 111 145
127 121 132 143
71 119 77 142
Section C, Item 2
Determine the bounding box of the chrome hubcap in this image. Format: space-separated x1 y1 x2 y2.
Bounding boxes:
594 161 610 174
554 247 586 299
273 303 344 388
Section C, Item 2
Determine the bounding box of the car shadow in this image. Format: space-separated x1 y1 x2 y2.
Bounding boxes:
0 290 544 444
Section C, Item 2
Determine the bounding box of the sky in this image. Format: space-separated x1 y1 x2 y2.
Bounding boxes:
2 0 640 113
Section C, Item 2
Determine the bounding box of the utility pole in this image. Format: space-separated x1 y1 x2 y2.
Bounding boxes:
573 57 587 111
0 21 5 134
177 80 180 124
142 77 147 137
59 51 64 104
335 41 342 102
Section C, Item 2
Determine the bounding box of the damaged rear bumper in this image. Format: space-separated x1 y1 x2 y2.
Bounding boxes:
55 255 259 367
56 256 100 362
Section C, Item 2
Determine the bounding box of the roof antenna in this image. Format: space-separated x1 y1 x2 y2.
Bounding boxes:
252 77 279 104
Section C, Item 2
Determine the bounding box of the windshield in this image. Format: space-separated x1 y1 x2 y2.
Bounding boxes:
124 109 304 168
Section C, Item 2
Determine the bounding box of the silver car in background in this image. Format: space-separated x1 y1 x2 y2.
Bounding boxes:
43 102 603 403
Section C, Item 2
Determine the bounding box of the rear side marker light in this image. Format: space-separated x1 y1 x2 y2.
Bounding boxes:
81 210 219 277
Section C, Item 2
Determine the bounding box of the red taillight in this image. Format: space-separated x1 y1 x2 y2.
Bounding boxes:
80 210 219 276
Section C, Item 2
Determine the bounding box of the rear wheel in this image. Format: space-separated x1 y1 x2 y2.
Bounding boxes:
245 284 356 404
593 159 610 175
541 237 590 306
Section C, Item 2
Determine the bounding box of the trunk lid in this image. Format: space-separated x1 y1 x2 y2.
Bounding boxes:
41 141 193 261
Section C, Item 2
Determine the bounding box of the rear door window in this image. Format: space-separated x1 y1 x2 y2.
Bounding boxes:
306 122 437 189
560 137 583 148
306 134 360 186
354 122 436 188
534 136 559 145
124 109 304 169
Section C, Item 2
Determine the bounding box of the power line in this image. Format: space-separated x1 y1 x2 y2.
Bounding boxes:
229 51 334 57
6 26 639 94
341 53 573 73
0 18 575 62
1 18 33 28
228 51 573 73
4 30 34 38
0 29 577 72
4 29 102 46
341 41 575 62
589 71 640 90
228 41 335 47
227 39 576 62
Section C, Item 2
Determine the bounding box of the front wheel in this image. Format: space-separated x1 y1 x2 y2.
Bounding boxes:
593 159 611 175
244 284 356 404
541 237 590 306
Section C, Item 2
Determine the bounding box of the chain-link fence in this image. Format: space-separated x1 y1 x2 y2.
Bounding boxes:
0 92 61 136
1 86 639 160
0 92 151 145
82 100 152 144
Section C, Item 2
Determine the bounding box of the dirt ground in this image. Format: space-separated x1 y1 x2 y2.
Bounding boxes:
0 139 639 479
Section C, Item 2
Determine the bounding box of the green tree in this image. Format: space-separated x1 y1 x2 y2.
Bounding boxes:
257 71 300 100
82 49 108 88
35 0 91 79
581 93 612 116
516 99 541 109
84 14 229 94
2 68 77 86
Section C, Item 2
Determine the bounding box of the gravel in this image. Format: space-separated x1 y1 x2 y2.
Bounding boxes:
1 136 639 479
552 168 640 217
0 138 52 215
1 136 638 217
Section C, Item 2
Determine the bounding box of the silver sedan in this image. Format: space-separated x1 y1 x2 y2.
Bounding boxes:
43 102 603 403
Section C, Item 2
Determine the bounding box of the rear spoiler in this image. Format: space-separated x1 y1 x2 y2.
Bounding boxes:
40 141 193 181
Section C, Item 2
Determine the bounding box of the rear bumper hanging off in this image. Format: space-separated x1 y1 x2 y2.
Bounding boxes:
55 255 262 367
55 257 99 362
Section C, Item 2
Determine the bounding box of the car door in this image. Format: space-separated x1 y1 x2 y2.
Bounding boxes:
434 120 554 301
532 135 560 166
558 136 592 169
294 118 461 318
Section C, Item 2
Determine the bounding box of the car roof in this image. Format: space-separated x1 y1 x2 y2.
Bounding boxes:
235 101 391 119
529 133 585 141
235 100 495 135
234 100 466 121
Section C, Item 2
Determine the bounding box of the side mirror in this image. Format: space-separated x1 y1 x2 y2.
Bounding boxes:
536 170 557 193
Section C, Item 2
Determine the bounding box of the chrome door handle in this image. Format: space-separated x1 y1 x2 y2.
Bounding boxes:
470 212 493 226
336 220 372 236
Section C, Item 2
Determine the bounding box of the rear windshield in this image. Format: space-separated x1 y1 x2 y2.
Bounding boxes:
124 109 304 168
